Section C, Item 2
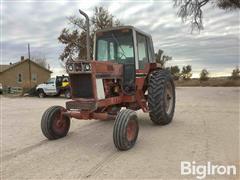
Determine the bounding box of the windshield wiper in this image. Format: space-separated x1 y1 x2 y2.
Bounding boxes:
111 33 127 59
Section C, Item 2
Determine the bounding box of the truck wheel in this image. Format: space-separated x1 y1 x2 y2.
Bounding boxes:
64 89 71 99
54 91 61 97
38 89 45 98
148 70 175 125
41 106 70 140
113 109 139 150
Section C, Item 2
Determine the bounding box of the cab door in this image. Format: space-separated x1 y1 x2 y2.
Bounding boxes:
44 78 57 94
136 33 149 70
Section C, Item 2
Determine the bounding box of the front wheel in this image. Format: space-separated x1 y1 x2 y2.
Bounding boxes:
113 109 139 151
148 70 176 125
38 89 46 98
41 106 70 140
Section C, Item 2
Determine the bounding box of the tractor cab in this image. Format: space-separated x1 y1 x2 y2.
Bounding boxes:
66 26 157 99
94 26 155 93
95 26 155 68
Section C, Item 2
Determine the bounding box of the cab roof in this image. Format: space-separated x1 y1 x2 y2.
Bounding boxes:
95 26 152 39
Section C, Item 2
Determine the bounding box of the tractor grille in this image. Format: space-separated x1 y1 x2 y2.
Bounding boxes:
70 74 94 98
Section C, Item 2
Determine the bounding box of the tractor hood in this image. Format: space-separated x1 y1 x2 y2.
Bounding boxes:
66 60 123 100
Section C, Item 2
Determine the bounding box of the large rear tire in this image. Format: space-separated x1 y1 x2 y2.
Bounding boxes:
148 70 175 125
41 106 70 140
113 109 139 151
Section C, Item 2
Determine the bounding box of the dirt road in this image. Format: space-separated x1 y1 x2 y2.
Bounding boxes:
1 87 239 179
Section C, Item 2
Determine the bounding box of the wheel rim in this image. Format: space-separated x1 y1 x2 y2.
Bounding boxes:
65 91 70 98
39 92 44 98
165 81 174 115
52 111 68 135
126 120 138 141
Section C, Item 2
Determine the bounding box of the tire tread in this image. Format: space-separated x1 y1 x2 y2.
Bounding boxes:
148 70 175 125
113 109 138 150
41 106 70 140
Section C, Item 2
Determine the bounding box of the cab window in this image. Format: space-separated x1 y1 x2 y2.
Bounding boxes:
97 40 108 61
47 78 55 84
137 33 149 69
96 30 134 64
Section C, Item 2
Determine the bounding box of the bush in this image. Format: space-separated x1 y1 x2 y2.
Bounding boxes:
166 66 181 80
231 67 240 80
200 69 209 81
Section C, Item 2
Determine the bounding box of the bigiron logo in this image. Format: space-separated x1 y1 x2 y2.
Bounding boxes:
180 161 237 179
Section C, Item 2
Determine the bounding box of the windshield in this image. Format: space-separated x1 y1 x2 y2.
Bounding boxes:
96 29 134 64
47 78 55 84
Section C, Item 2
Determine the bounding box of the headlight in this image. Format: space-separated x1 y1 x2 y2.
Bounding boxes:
84 63 91 71
67 64 74 71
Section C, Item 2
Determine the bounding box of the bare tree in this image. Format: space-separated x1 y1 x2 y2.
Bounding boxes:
91 7 121 30
58 7 121 62
174 0 240 31
31 55 48 69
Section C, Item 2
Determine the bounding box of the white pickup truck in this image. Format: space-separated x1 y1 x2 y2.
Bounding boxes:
36 76 71 98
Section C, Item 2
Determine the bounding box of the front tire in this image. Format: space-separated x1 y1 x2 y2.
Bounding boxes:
38 89 46 98
64 89 71 99
113 109 139 150
148 70 175 125
41 106 70 140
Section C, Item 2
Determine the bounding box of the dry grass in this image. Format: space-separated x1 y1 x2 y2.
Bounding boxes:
175 77 240 87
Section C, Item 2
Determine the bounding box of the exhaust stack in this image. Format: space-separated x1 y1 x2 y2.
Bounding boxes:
79 9 90 61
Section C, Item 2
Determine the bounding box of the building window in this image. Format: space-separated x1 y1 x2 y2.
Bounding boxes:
17 73 23 83
32 73 37 82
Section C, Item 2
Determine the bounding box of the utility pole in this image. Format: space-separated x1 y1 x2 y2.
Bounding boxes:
28 43 32 89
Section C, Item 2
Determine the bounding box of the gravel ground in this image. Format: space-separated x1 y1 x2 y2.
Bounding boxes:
1 87 239 179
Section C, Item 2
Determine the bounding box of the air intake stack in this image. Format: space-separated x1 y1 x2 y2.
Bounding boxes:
79 9 90 61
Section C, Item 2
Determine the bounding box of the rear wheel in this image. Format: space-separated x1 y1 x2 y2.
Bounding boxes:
148 70 175 125
41 106 70 140
113 109 139 150
64 89 71 99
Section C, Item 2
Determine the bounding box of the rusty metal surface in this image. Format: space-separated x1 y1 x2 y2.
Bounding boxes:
66 100 97 111
62 110 116 121
66 59 161 119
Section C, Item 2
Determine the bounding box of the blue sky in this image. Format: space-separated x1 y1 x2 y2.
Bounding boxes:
1 0 239 77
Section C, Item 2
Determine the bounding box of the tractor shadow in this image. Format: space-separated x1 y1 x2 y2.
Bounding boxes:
46 111 184 159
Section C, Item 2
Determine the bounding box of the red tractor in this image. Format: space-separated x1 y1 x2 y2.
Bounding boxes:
41 10 175 151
